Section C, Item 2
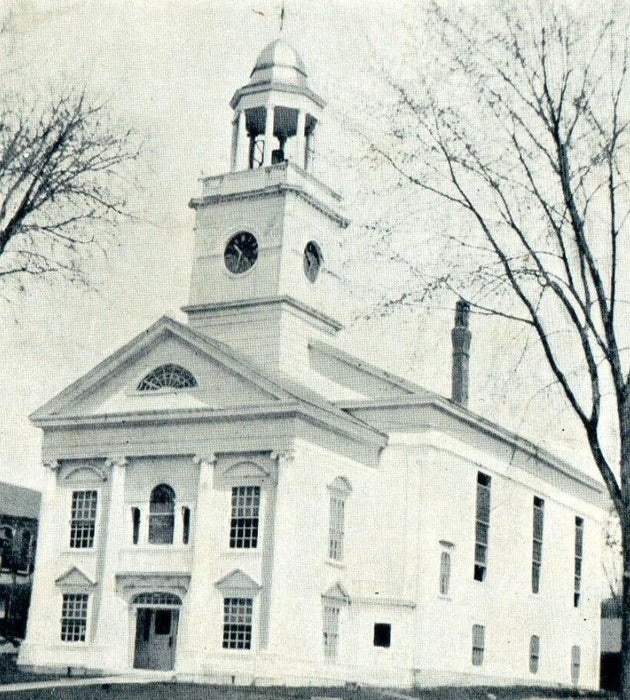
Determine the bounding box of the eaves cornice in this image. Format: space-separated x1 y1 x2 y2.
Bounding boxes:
338 395 602 493
189 183 350 228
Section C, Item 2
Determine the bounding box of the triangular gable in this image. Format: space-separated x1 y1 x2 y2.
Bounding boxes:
322 582 351 605
55 566 96 589
31 316 295 422
214 569 261 595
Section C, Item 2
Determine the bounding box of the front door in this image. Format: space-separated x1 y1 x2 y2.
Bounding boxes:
133 608 179 670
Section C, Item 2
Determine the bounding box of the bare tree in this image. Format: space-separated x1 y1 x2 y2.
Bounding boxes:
0 90 140 292
362 1 630 694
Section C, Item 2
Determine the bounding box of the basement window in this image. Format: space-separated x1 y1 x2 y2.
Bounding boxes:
373 623 391 648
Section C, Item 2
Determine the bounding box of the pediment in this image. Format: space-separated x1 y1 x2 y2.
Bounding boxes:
223 460 270 479
55 566 96 589
31 317 294 423
322 582 351 604
215 569 261 595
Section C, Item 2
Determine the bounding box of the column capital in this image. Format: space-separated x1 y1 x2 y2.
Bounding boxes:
271 450 295 465
42 459 60 472
105 456 128 470
193 454 217 467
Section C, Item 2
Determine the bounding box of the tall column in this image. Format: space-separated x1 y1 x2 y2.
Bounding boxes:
263 104 275 167
93 457 127 660
295 110 306 170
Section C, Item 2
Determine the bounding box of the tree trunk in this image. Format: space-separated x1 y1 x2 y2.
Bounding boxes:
621 514 630 698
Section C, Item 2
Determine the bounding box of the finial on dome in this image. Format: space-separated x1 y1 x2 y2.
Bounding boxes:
229 34 326 173
279 1 285 33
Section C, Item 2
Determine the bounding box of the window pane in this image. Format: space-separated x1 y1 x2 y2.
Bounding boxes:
223 598 253 650
439 551 451 595
61 594 88 642
230 487 260 549
323 604 340 660
70 491 97 549
529 635 540 673
474 473 491 581
472 624 485 666
149 484 175 544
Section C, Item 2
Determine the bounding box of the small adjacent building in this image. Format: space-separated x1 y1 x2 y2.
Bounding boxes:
18 38 605 688
0 482 40 643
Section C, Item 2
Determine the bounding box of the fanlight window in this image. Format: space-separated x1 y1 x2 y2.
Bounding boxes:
137 364 197 391
148 484 175 544
132 592 182 607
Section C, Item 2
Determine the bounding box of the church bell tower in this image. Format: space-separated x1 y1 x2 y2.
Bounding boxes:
184 38 349 376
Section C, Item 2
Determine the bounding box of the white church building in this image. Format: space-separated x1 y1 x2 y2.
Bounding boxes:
19 38 605 689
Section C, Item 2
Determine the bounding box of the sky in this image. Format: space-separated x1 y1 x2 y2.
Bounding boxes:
0 0 608 489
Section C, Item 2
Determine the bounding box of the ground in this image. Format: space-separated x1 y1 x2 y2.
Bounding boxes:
0 657 618 699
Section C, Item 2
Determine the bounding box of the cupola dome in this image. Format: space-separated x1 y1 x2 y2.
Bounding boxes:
249 39 308 89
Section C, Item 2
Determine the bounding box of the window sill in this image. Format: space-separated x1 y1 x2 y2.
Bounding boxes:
325 558 345 569
221 549 261 557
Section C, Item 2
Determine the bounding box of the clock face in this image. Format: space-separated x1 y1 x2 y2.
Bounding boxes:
224 232 258 274
303 241 323 283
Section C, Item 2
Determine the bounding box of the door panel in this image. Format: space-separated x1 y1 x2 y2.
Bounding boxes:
133 608 179 671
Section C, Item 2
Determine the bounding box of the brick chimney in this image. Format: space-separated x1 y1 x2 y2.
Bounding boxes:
451 300 471 407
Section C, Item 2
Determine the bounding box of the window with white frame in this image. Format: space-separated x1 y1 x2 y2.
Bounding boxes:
148 484 175 544
222 597 253 649
229 486 260 549
323 603 340 660
474 472 491 581
574 517 584 607
60 593 89 642
571 644 581 685
0 526 13 570
70 490 97 549
472 624 485 666
529 635 540 673
439 549 452 596
329 495 345 560
327 477 351 562
532 497 544 593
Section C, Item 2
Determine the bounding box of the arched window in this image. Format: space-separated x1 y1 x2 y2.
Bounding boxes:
148 484 175 544
137 364 197 391
132 592 182 607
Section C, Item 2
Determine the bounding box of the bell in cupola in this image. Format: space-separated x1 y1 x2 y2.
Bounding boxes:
229 38 325 172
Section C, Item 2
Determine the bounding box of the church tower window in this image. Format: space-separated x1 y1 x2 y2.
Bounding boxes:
137 364 197 391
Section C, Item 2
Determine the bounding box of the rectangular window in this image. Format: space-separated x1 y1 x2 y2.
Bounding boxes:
474 472 491 581
131 507 140 545
373 623 391 648
328 495 345 561
571 644 581 685
574 517 584 607
439 550 451 595
323 604 340 660
182 506 191 545
529 634 540 673
229 486 260 549
60 593 88 642
472 624 485 666
532 497 544 593
222 597 253 650
70 490 97 549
